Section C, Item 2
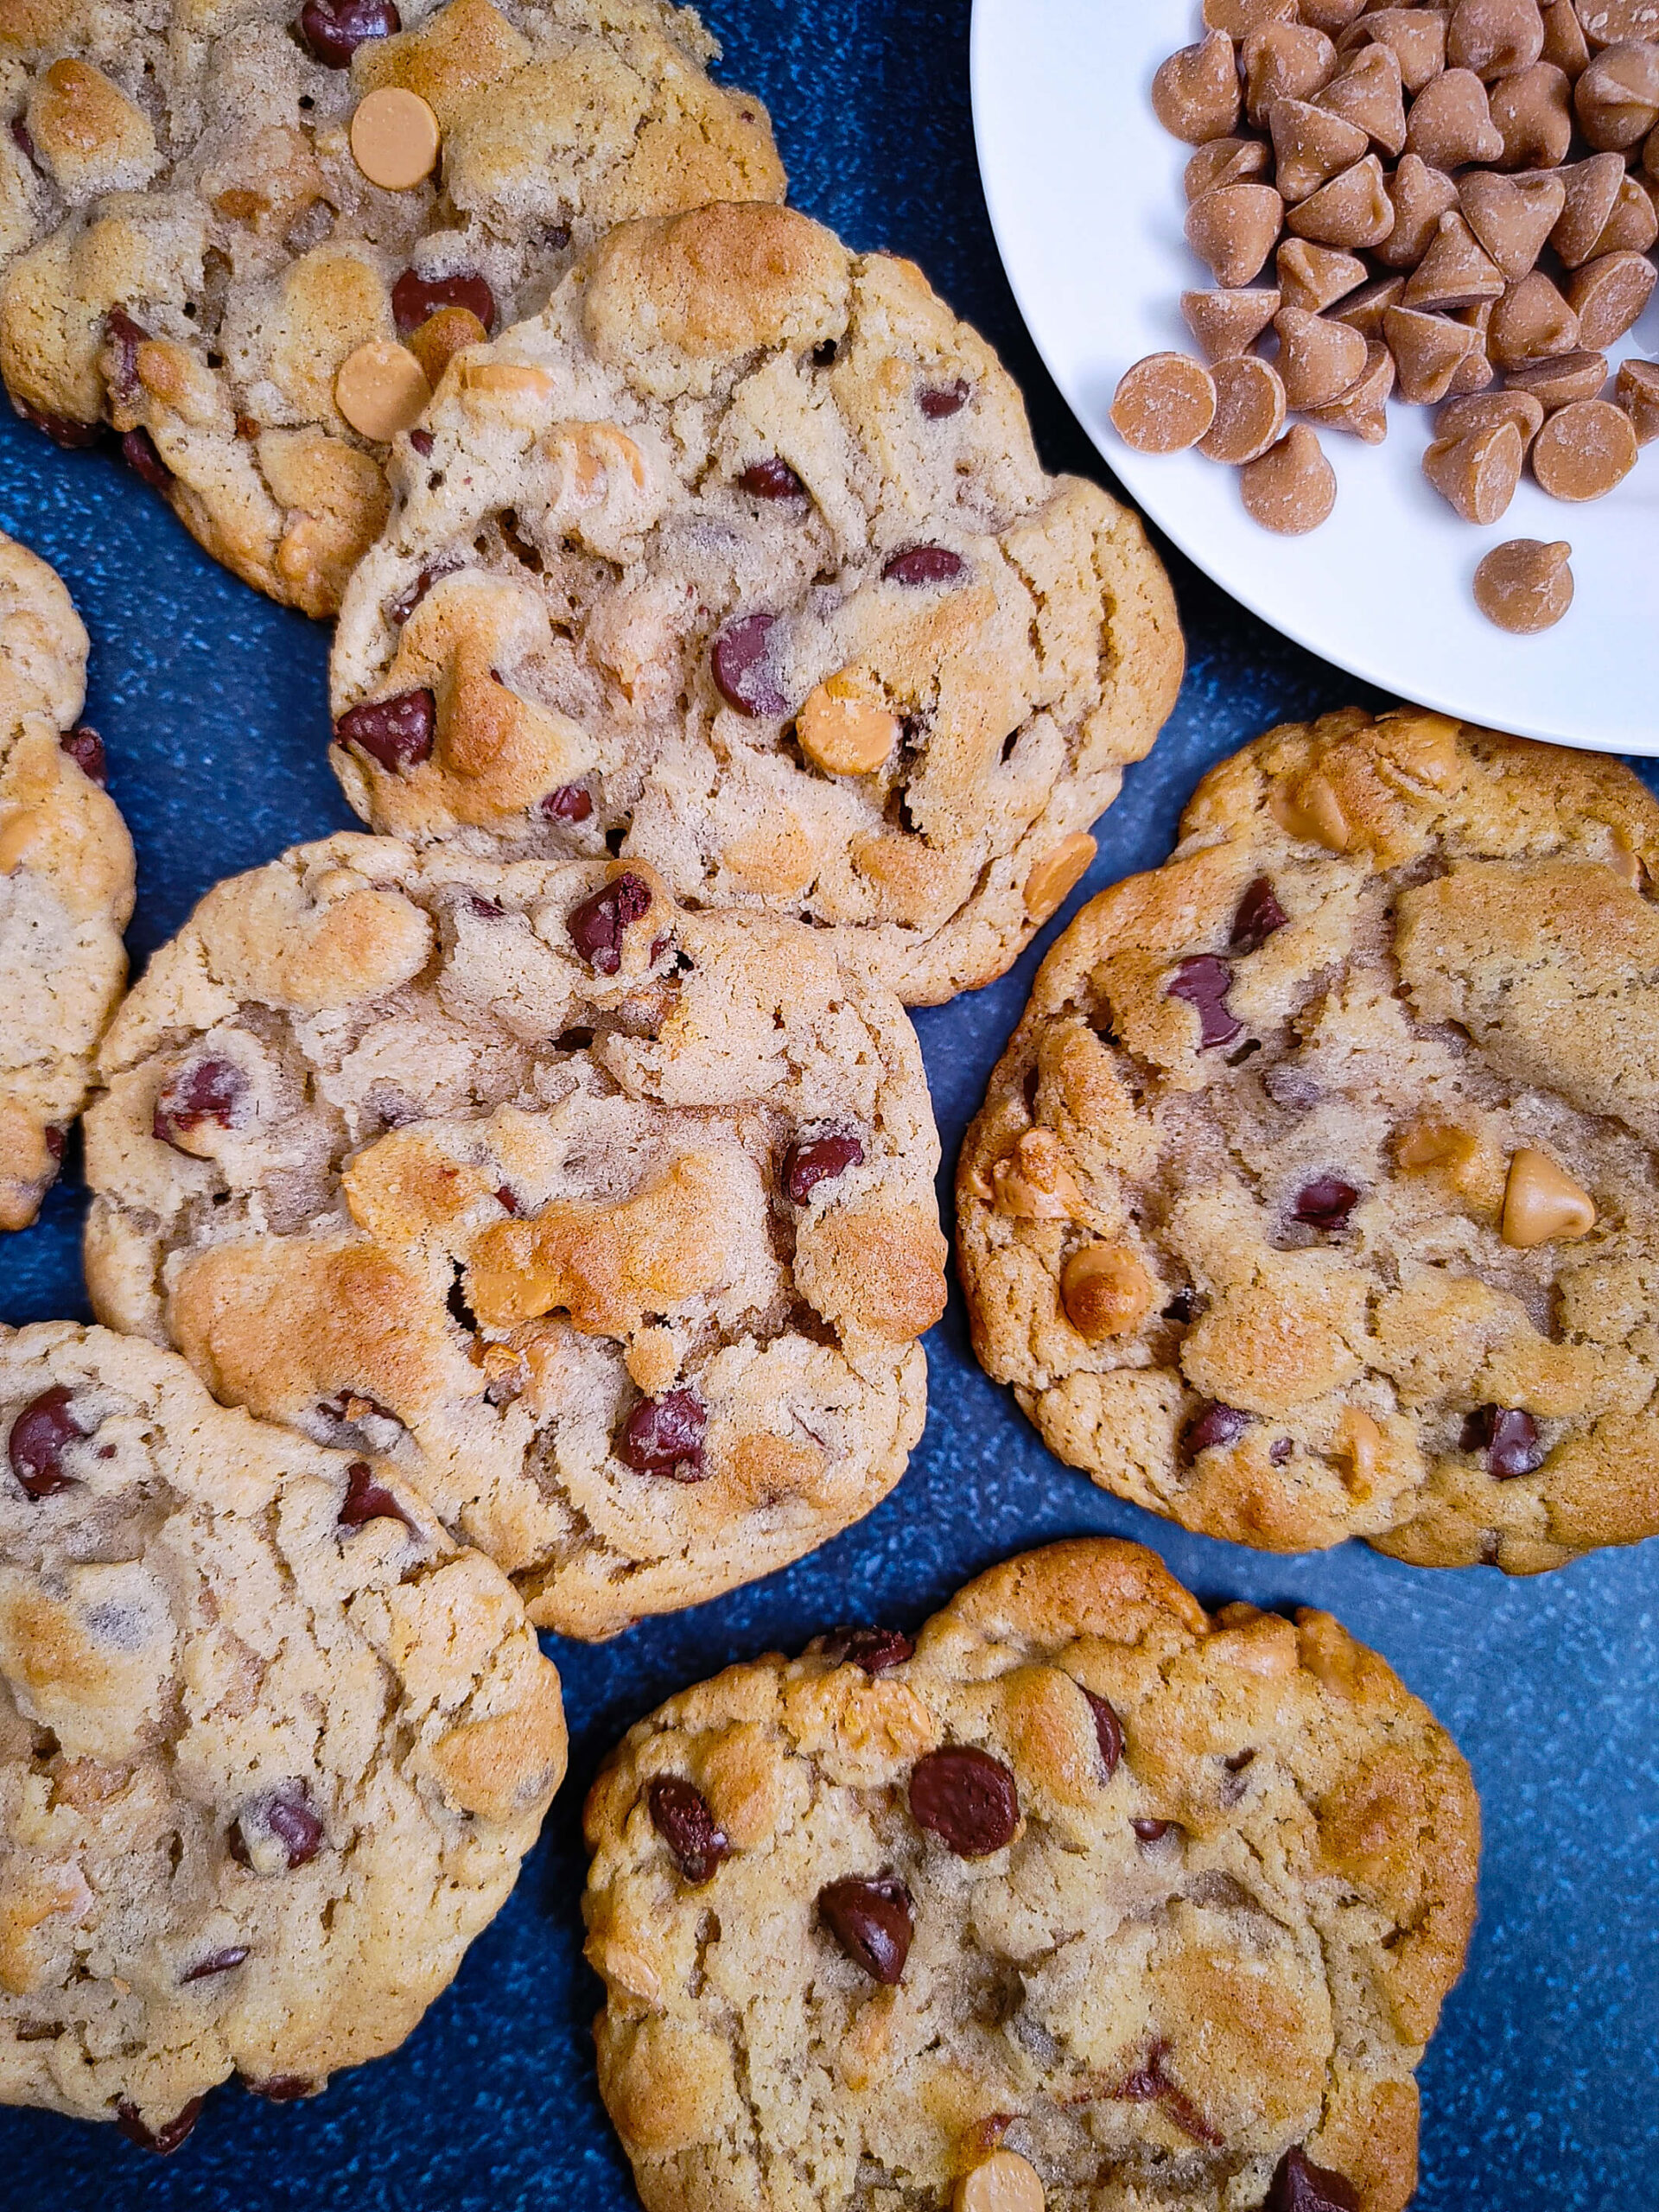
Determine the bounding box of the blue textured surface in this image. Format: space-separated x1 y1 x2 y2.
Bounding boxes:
3 3 1656 2203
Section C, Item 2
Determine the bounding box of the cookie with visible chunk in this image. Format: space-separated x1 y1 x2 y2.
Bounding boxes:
0 531 133 1232
80 832 945 1636
0 0 783 617
958 706 1659 1573
582 1536 1478 2212
0 1319 565 2149
327 201 1183 1004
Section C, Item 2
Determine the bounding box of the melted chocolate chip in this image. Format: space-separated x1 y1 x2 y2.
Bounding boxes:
540 782 594 823
243 2075 313 2102
1161 1289 1195 1324
1230 874 1289 953
230 1786 323 1871
44 1127 64 1162
117 2098 204 2155
1292 1176 1359 1231
1183 1401 1249 1458
817 1875 912 1984
1112 2043 1219 2145
181 1946 249 1983
121 427 170 493
410 428 435 457
711 613 787 717
1166 955 1242 1049
10 117 33 163
909 1746 1020 1858
918 378 970 419
783 1133 864 1203
60 725 107 785
16 399 102 448
338 1460 415 1533
9 1386 87 1498
1079 1686 1122 1778
333 688 435 774
566 870 652 974
105 307 149 402
1266 2145 1361 2212
738 457 806 500
153 1057 247 1147
820 1626 913 1675
386 556 460 626
495 1185 519 1214
298 0 400 66
810 339 839 367
617 1389 706 1481
1461 1404 1543 1479
881 544 966 588
647 1776 728 1884
391 268 495 334
1269 1436 1294 1465
1131 1817 1173 1842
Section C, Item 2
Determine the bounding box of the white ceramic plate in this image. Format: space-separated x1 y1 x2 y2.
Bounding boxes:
971 0 1659 753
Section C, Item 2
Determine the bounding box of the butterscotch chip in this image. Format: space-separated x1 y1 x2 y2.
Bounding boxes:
1315 41 1408 152
1576 0 1659 41
1376 151 1460 267
334 340 431 442
1185 137 1273 200
1408 66 1509 165
1448 0 1547 78
1243 20 1339 124
1459 168 1567 279
1587 172 1659 257
1269 98 1370 201
1341 6 1449 93
1240 423 1338 531
1488 58 1576 163
1205 0 1298 31
1530 397 1638 498
1023 834 1098 922
1445 309 1498 397
1110 353 1218 452
1186 182 1286 286
1615 357 1659 443
1304 340 1395 439
1277 238 1368 314
1565 250 1657 348
957 2153 1046 2212
408 305 488 390
797 675 901 776
1574 37 1659 147
1422 419 1524 523
1503 349 1610 404
1330 274 1405 333
1502 1147 1597 1245
1182 285 1283 358
1152 30 1243 143
1402 212 1506 312
1384 304 1481 403
1060 1243 1155 1339
1541 0 1592 75
1437 388 1546 450
1274 306 1368 408
1301 0 1370 28
1200 354 1289 462
350 86 442 191
1286 153 1395 246
1488 271 1580 368
1552 150 1630 264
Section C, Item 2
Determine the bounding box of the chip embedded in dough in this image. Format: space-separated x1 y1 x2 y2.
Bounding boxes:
957 706 1659 1573
0 1320 566 2147
80 834 946 1637
582 1537 1478 2212
327 202 1184 1004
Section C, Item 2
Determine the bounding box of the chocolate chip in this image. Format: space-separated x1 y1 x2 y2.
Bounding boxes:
540 782 593 823
820 1625 913 1675
1131 1817 1173 1842
811 339 839 367
1269 1436 1294 1465
230 1786 323 1871
646 1776 728 1883
121 427 170 493
909 1745 1020 1857
617 1389 706 1480
1183 1400 1249 1457
566 870 652 974
710 612 788 716
1292 1175 1360 1230
298 0 400 66
817 1875 912 1983
153 1057 247 1147
105 307 149 403
1166 954 1243 1048
783 1133 864 1203
738 457 806 499
495 1185 519 1214
10 117 33 163
881 544 967 588
1230 874 1289 952
1162 1288 1195 1323
181 1946 249 1983
337 1459 414 1532
16 399 102 449
1112 2043 1219 2145
44 1127 64 1162
116 2098 204 2155
918 378 970 419
409 428 435 457
391 268 494 334
333 688 435 774
60 725 107 785
1081 1687 1123 1779
1266 2145 1361 2212
9 1386 87 1498
386 556 460 626
1461 1403 1543 1478
243 2075 313 2102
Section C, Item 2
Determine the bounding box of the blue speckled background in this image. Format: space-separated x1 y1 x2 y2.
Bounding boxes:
3 3 1656 2203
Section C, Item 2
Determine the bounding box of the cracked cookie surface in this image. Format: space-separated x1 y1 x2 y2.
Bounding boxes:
582 1537 1478 2212
0 530 133 1233
327 201 1183 1004
81 832 945 1637
0 1319 566 2145
959 707 1659 1573
0 0 783 615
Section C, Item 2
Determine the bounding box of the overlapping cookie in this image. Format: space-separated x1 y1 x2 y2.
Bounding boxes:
0 530 133 1232
582 1536 1478 2212
81 833 946 1636
0 1320 566 2150
959 706 1659 1573
327 201 1184 1003
0 0 784 614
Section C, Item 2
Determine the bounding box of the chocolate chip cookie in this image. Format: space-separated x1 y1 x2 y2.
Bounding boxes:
0 531 133 1233
582 1536 1478 2212
327 201 1183 1004
0 0 783 617
959 706 1659 1573
81 834 945 1637
0 1319 566 2149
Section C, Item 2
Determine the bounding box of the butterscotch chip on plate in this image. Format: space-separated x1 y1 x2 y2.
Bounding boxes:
327 204 1182 1007
582 1536 1478 2212
0 1319 565 2146
1239 423 1338 531
1109 353 1217 450
81 835 947 1637
0 532 134 1235
0 0 786 618
1530 396 1638 497
957 708 1659 1573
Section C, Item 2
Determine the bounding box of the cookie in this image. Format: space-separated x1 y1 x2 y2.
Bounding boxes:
582 1536 1478 2212
80 832 946 1637
958 705 1659 1573
327 201 1184 1004
0 531 133 1232
0 1319 566 2148
0 0 784 617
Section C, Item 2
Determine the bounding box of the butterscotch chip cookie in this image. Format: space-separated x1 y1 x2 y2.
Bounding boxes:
80 833 945 1636
0 1319 566 2148
0 0 784 618
0 531 134 1232
327 202 1183 1006
958 707 1659 1574
582 1536 1478 2212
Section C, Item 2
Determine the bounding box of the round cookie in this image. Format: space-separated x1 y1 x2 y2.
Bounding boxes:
327 201 1184 1004
81 832 946 1637
582 1537 1478 2212
0 1319 566 2148
0 0 784 617
958 706 1659 1573
0 531 133 1232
